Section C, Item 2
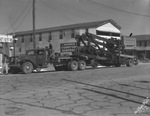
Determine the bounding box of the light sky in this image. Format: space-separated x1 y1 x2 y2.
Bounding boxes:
0 0 150 36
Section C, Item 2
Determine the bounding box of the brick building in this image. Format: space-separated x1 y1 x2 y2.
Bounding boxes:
9 19 121 56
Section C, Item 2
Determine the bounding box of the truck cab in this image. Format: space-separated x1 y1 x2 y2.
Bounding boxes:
9 48 53 74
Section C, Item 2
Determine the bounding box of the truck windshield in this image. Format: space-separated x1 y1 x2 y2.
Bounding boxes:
27 51 34 55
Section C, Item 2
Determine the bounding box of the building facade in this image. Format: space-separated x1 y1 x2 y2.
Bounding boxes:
133 35 150 60
10 19 121 56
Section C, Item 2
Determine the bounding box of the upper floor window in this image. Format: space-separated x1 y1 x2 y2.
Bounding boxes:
19 48 21 52
71 29 75 38
22 36 24 43
144 41 147 47
60 31 63 39
49 32 52 41
30 35 33 42
138 41 142 46
39 33 42 41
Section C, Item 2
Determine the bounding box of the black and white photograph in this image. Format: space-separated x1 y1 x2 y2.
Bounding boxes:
0 0 150 116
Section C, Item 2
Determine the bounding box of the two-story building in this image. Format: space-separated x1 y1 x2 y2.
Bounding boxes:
9 19 121 56
133 35 150 60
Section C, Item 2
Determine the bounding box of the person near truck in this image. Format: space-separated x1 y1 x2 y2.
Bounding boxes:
2 54 9 74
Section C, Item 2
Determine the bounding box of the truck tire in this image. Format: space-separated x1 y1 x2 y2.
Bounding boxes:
78 60 86 70
126 59 133 67
68 60 78 71
22 62 33 74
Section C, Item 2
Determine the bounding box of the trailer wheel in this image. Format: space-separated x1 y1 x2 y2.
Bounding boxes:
78 60 86 70
68 60 78 71
22 62 33 74
126 59 133 67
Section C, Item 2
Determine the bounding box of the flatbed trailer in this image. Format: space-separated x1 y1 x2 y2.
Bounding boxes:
53 33 138 71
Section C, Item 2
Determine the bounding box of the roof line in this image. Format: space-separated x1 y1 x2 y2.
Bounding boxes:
13 19 121 35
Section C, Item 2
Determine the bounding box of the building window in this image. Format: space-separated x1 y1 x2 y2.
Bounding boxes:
60 31 63 39
49 32 52 41
144 41 147 47
19 48 21 52
71 29 75 38
147 40 150 46
30 35 33 42
22 36 24 43
39 33 42 41
139 41 142 46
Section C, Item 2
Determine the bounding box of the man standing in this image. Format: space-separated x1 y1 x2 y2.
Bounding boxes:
2 54 9 74
49 41 53 50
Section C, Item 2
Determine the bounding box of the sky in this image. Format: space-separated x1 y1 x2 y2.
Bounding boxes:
0 0 150 36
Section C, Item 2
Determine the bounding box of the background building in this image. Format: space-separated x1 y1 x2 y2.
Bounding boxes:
0 35 13 67
12 19 121 56
133 35 150 60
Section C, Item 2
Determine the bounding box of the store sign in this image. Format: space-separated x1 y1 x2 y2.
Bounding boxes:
60 42 77 52
123 36 136 49
0 35 13 43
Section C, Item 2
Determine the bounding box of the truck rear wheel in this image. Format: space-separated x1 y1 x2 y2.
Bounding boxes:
22 62 33 74
78 60 86 70
68 60 78 71
126 59 133 67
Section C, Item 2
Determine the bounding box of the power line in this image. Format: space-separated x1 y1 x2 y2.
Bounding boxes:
14 3 32 34
79 0 150 18
3 0 31 34
39 0 77 22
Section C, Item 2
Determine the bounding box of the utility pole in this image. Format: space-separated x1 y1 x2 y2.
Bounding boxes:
33 0 36 49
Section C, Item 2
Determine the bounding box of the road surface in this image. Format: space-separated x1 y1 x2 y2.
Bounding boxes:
0 63 150 116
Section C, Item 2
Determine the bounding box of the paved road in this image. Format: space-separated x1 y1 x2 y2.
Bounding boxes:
0 63 150 116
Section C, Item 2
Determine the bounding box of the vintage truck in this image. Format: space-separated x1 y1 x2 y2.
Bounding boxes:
9 48 54 74
9 33 138 74
52 33 138 71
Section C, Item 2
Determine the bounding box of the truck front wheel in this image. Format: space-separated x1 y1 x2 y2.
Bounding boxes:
22 62 33 74
68 60 78 71
78 60 86 70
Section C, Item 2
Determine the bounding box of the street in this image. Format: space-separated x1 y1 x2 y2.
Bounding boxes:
0 63 150 116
